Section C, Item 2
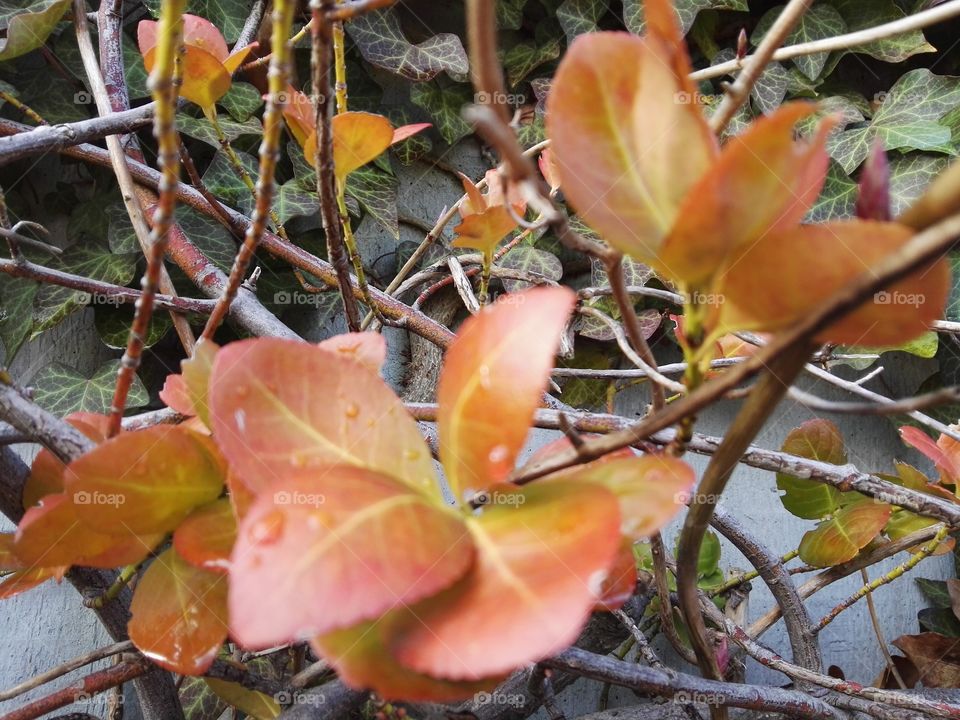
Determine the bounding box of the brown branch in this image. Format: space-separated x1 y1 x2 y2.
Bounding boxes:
0 642 134 703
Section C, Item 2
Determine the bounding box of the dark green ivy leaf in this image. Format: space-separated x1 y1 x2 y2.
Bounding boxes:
32 360 148 416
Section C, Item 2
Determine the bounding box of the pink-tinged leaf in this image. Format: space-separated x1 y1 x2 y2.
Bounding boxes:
15 493 164 569
280 87 315 147
173 499 237 573
458 172 488 216
181 13 229 61
139 27 232 111
538 148 561 194
546 31 717 262
159 374 193 416
857 140 892 221
182 339 218 427
900 426 960 484
229 467 474 649
208 338 436 496
525 435 636 470
312 620 502 702
659 103 833 287
798 499 891 567
437 286 576 500
557 454 694 539
594 538 638 612
65 426 226 535
23 413 111 509
317 332 386 372
129 549 228 675
391 123 431 144
717 220 950 347
0 566 66 600
389 480 620 680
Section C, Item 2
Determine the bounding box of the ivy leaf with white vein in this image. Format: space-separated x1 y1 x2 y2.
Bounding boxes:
346 8 469 82
503 34 561 86
202 148 258 216
497 0 526 29
496 246 563 292
277 181 320 225
180 116 263 149
826 69 960 173
889 154 951 217
32 360 147 416
623 0 748 35
0 0 70 60
806 162 858 223
752 4 846 80
557 0 609 42
345 166 399 239
410 83 473 145
0 275 37 362
828 0 935 63
220 83 263 122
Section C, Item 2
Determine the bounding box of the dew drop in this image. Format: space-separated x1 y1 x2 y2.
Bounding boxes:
488 444 509 464
234 409 247 433
235 385 250 398
290 452 308 468
345 403 360 419
478 365 492 389
249 510 284 545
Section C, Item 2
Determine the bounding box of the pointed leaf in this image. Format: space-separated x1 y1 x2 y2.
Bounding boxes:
451 207 519 254
209 338 437 496
718 220 951 347
390 480 621 680
0 566 65 599
229 467 474 648
32 360 147 417
437 286 576 500
129 549 228 675
312 111 393 180
204 679 279 719
547 31 716 262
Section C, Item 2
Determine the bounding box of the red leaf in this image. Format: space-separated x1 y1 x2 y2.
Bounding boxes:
900 426 960 483
857 140 892 221
209 338 437 496
437 286 576 500
317 332 386 372
594 538 638 612
391 123 431 144
173 499 237 573
0 566 66 600
129 549 229 675
229 467 474 648
389 480 620 680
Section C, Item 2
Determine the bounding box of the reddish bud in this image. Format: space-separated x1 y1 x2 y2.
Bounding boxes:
736 28 748 60
856 139 891 221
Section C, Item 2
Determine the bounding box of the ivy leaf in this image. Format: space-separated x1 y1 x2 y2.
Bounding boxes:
496 246 563 293
209 338 437 496
229 466 474 649
177 206 238 274
827 69 960 173
220 82 263 122
141 0 249 43
889 154 951 217
410 83 473 145
807 162 858 222
829 0 935 63
497 0 526 29
204 680 279 719
32 360 147 416
798 499 892 567
32 242 138 335
180 678 227 720
276 181 319 225
346 8 468 82
95 304 173 350
179 115 263 148
557 0 608 42
752 4 846 80
623 0 748 34
438 287 575 499
917 578 953 608
130 549 229 675
776 419 846 520
345 165 399 239
202 147 257 215
502 35 561 86
0 275 37 362
0 0 71 60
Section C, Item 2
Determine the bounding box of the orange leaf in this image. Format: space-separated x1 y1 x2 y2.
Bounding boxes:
129 548 228 675
312 620 502 702
0 533 22 572
281 86 315 147
900 426 960 485
437 286 576 500
208 338 437 496
557 454 694 539
451 206 519 254
717 220 950 347
23 413 111 509
391 123 430 144
317 332 386 372
594 537 638 612
181 13 229 60
0 566 66 600
160 340 218 425
65 426 225 535
546 31 716 261
538 149 561 194
798 499 891 567
659 103 834 287
389 480 620 680
173 499 236 573
458 172 488 216
228 467 474 648
302 111 395 177
15 494 164 569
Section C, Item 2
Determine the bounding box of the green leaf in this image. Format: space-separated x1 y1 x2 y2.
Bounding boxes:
33 242 138 335
827 69 960 172
0 0 70 60
497 0 526 29
141 0 249 42
124 33 150 100
919 608 960 637
777 419 846 520
557 343 613 408
807 162 857 223
345 8 468 82
828 0 935 63
180 677 227 720
202 147 257 215
503 35 561 86
698 530 721 577
496 246 562 293
219 82 262 122
410 83 473 145
32 360 147 416
345 166 399 239
276 181 319 225
177 206 238 275
95 304 173 350
752 4 846 80
623 0 748 35
890 154 951 217
557 0 608 41
14 67 88 123
917 578 953 609
106 201 138 255
0 275 37 362
179 115 263 148
799 499 891 567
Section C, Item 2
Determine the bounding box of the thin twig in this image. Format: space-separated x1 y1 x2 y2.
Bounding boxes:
0 642 134 702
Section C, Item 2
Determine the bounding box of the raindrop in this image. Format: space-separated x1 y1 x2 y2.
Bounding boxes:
249 510 284 545
345 403 360 419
